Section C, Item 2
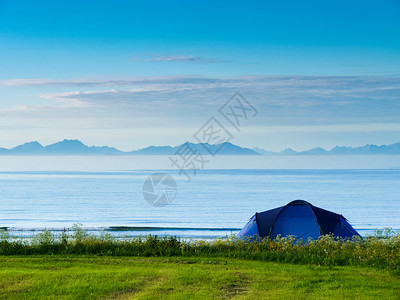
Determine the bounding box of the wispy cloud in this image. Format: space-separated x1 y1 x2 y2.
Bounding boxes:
1 75 400 128
131 55 228 63
0 76 220 87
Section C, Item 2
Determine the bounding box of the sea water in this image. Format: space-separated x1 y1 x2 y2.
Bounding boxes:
0 155 399 239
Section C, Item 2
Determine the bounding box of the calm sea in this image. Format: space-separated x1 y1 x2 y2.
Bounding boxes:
0 155 399 239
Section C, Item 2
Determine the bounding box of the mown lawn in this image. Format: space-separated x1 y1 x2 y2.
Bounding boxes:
0 256 399 299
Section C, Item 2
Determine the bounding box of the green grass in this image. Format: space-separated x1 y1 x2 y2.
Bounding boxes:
1 227 399 298
0 256 399 299
1 227 400 274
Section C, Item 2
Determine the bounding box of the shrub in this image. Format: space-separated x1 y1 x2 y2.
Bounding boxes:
0 226 399 273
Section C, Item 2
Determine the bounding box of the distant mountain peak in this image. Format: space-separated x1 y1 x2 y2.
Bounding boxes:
59 139 85 145
281 148 296 154
11 141 44 153
26 141 42 145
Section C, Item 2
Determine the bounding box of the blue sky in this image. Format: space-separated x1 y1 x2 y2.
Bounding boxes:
0 0 399 150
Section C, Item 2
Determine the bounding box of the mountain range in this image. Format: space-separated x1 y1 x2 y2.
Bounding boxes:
252 143 400 155
0 140 258 155
0 139 399 155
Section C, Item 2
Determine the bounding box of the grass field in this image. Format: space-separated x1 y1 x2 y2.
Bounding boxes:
0 256 400 299
2 227 400 273
1 228 399 298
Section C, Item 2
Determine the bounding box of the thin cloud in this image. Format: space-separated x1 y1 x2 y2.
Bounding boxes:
2 75 400 127
28 75 400 126
132 55 228 63
0 76 222 87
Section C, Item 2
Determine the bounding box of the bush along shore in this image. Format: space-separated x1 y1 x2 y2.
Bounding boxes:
1 225 399 275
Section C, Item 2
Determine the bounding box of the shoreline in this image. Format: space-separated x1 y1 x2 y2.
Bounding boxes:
1 226 398 240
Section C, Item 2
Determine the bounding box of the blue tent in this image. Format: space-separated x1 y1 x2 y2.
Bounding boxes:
237 200 361 240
